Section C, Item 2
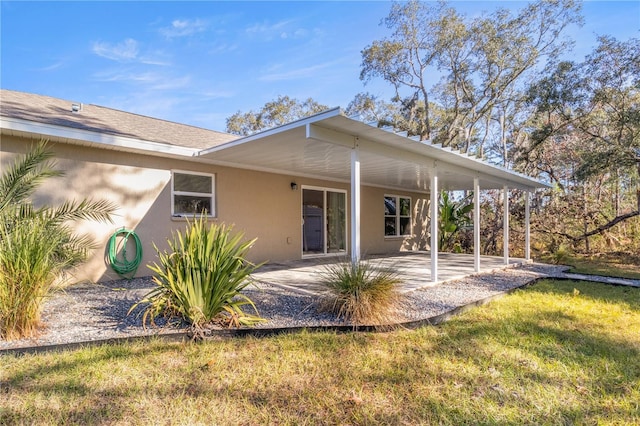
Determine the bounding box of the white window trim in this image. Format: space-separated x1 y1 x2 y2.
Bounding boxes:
384 194 412 238
171 170 216 217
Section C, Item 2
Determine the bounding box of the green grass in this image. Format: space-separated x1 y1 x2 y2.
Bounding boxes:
561 252 640 280
2 279 639 425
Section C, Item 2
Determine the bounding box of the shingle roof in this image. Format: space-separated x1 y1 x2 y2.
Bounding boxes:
0 89 238 150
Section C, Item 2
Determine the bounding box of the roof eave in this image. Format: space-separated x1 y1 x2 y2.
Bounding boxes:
1 115 199 157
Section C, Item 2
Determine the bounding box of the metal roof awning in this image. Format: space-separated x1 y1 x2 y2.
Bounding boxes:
197 108 549 192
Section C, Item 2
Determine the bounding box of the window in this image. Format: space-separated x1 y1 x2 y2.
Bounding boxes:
384 195 411 237
172 171 215 217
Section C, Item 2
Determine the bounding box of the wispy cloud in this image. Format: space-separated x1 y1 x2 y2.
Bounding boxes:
93 69 158 83
37 61 65 72
92 38 139 62
245 19 308 41
92 67 190 89
138 49 173 66
149 75 192 91
95 71 192 94
92 40 171 66
160 18 208 38
208 42 239 55
259 61 338 82
198 89 235 99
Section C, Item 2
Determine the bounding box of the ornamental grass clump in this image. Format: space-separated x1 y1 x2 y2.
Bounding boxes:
133 216 264 332
318 260 403 326
0 141 116 340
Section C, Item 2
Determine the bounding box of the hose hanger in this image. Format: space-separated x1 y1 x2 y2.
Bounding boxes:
108 228 143 279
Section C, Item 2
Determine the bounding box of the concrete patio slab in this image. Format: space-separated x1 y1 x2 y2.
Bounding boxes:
251 252 529 295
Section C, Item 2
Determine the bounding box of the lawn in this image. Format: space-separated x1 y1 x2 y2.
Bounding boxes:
541 251 640 280
2 279 639 425
565 252 640 280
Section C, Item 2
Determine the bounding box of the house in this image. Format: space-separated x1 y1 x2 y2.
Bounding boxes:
0 89 548 283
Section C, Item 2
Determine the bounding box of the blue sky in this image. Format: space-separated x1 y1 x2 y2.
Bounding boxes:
1 1 639 131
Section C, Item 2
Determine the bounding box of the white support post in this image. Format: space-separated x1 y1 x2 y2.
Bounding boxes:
350 142 361 264
525 190 531 261
474 177 481 272
430 167 439 282
503 185 509 265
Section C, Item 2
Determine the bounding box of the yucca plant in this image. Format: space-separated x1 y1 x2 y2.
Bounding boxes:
0 141 116 339
318 259 403 326
133 216 264 332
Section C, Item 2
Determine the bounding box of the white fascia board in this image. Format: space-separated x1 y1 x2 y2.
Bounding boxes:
1 116 199 157
197 107 343 156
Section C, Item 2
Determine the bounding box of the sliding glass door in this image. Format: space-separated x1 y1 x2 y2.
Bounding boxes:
302 187 346 256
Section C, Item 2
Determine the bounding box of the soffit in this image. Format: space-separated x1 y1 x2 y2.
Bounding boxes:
198 112 548 192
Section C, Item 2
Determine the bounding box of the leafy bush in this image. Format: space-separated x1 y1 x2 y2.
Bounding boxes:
134 216 264 331
0 141 116 339
318 260 403 326
551 243 572 265
439 191 474 252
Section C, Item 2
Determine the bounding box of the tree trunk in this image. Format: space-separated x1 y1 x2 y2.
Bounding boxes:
583 186 590 253
500 110 507 167
570 210 640 242
636 162 640 213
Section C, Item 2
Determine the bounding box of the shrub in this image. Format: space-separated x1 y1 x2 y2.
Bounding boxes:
551 243 572 265
439 191 474 252
133 216 264 332
318 259 403 326
0 141 116 339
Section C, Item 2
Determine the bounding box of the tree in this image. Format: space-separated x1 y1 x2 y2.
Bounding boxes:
345 92 397 127
360 0 456 141
0 141 117 339
522 36 640 250
360 0 582 164
226 95 329 136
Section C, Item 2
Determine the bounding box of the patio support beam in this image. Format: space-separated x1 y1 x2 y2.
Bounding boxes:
474 177 481 272
525 190 531 261
351 140 361 264
430 166 439 282
503 185 509 265
306 123 355 148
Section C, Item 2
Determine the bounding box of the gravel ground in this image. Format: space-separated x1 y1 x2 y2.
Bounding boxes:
0 263 565 352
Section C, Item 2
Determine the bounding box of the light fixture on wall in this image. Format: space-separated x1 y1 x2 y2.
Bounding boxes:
290 182 298 191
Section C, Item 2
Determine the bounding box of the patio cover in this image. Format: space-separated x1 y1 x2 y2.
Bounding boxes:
198 108 549 281
198 108 544 192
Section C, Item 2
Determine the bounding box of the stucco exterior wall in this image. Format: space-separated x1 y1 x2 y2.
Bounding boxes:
1 136 430 283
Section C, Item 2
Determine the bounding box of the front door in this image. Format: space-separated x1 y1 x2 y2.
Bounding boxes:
302 187 346 256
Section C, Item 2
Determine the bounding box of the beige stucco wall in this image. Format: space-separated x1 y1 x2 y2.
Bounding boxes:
1 136 429 283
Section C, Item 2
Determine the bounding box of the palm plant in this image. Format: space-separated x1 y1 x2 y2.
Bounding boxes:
439 191 474 252
0 141 117 339
133 216 264 333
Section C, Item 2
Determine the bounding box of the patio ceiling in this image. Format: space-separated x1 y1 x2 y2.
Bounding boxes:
198 108 548 192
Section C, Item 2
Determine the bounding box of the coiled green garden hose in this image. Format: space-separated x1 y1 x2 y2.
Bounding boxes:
108 228 143 278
